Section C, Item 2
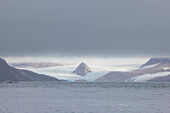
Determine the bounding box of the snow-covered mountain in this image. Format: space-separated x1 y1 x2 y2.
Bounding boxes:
72 62 92 76
95 57 170 82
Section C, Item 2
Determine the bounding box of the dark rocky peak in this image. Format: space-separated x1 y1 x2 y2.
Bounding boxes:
0 58 8 65
140 57 170 68
0 58 10 69
72 62 92 76
79 62 87 66
0 57 59 82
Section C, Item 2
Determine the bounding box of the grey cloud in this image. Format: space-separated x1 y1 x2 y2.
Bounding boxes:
0 0 170 56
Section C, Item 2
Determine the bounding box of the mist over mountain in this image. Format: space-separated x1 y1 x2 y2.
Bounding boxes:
11 62 63 69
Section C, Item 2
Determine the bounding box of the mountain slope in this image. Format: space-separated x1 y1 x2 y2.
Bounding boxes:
72 62 92 76
0 58 59 82
95 58 170 82
140 57 170 68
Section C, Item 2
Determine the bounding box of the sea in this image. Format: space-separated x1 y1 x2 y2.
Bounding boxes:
0 82 170 113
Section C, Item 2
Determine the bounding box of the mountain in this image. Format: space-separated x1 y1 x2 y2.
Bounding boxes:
11 62 63 68
0 58 59 82
95 57 170 82
72 62 92 76
140 57 170 68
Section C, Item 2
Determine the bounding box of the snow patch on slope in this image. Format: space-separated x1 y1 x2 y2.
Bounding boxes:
140 63 159 70
127 72 170 82
163 67 170 70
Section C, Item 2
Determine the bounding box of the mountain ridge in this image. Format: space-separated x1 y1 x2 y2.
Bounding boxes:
0 58 60 82
140 57 170 68
95 57 170 82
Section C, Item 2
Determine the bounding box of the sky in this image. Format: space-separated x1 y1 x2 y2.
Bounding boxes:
0 0 170 57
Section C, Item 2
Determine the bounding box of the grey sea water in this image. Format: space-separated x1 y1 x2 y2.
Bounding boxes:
0 82 170 113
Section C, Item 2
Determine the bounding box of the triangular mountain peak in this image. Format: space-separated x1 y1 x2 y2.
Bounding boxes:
73 62 92 76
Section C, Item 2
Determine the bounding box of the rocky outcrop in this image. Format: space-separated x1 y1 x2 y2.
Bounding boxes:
72 62 92 76
0 58 59 82
95 57 170 82
140 57 170 68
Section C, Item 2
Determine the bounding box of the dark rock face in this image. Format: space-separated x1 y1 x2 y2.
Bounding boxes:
140 57 170 68
96 57 170 82
73 62 92 76
0 58 59 82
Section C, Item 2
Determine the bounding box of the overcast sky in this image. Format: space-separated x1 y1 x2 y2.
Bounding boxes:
0 0 170 57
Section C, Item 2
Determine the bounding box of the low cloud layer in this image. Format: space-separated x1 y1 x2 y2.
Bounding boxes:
0 0 170 56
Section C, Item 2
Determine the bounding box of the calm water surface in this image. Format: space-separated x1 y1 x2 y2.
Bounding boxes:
0 82 170 113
